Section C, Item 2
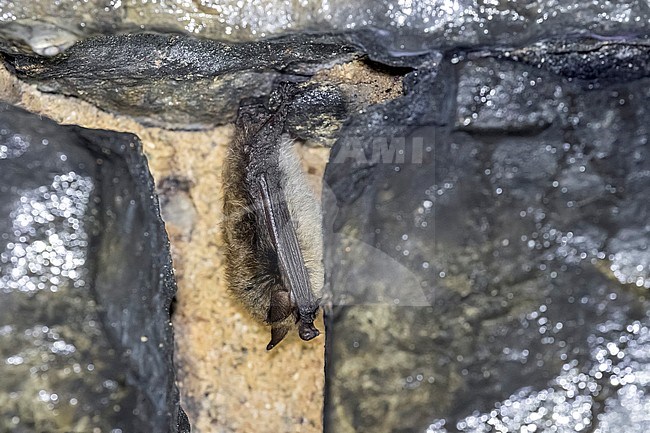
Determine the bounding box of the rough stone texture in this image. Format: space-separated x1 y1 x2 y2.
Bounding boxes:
1 1 649 56
3 32 360 129
490 36 650 82
294 60 405 147
323 40 650 433
0 64 332 433
3 5 650 432
0 103 189 432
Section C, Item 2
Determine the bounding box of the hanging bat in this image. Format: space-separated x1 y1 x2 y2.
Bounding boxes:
222 90 324 350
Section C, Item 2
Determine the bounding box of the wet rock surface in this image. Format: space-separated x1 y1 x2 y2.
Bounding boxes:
1 1 649 56
0 103 189 433
2 32 359 129
1 2 650 433
323 39 650 433
487 36 650 82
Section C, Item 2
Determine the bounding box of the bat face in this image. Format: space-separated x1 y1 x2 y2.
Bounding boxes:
222 93 324 350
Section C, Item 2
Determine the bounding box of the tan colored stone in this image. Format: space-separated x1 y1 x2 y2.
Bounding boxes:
315 59 404 107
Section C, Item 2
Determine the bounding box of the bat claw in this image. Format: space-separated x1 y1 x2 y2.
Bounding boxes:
266 324 289 350
266 341 278 351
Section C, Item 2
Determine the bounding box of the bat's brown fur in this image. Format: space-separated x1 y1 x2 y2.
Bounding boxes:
222 99 323 350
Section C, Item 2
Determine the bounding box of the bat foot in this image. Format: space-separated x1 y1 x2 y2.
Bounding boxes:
298 322 320 341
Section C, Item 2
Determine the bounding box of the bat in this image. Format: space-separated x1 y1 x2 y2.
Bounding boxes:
222 89 324 350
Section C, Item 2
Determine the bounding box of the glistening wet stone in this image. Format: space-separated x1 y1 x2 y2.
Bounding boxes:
2 33 359 129
494 36 650 82
0 103 190 433
1 3 649 432
323 40 650 433
1 1 649 58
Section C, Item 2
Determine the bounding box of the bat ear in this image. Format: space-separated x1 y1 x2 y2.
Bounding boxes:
266 289 293 323
266 324 289 350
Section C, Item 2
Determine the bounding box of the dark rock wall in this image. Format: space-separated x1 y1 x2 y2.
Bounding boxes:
0 104 189 433
1 1 649 54
3 33 358 129
323 40 650 433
